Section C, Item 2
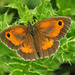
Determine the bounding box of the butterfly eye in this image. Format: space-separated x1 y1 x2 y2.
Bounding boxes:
7 33 10 37
58 21 62 26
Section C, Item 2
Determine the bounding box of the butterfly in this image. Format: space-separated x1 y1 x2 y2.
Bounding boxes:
0 16 71 61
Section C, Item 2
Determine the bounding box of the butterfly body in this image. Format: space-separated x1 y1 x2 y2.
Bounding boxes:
0 16 71 61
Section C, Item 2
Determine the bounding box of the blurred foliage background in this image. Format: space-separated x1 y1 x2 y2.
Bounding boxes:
0 0 75 75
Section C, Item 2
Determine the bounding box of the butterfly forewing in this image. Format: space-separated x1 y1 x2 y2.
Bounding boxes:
0 25 27 50
34 16 71 40
17 33 39 61
34 30 60 58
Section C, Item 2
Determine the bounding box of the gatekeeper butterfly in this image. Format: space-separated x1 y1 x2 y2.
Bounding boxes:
0 16 71 61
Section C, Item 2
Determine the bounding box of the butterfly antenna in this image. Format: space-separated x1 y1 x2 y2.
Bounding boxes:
27 21 32 28
27 21 33 33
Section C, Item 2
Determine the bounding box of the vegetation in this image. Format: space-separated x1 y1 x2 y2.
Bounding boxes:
0 0 75 75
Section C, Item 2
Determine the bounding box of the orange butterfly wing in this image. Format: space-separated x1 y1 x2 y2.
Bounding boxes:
34 16 71 58
34 30 59 58
0 25 27 50
34 16 71 40
0 25 38 61
17 33 39 61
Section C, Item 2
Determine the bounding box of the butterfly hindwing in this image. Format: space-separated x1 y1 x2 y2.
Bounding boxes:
35 31 59 58
17 33 39 61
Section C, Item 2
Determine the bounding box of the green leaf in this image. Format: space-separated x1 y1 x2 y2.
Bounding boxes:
8 63 26 71
0 12 14 29
0 41 10 56
0 12 8 29
68 39 75 52
10 69 24 75
26 72 40 75
69 20 75 37
36 2 55 21
56 0 75 16
24 0 41 9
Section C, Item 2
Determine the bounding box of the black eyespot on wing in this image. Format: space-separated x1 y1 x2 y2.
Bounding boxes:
58 21 62 26
7 33 10 37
